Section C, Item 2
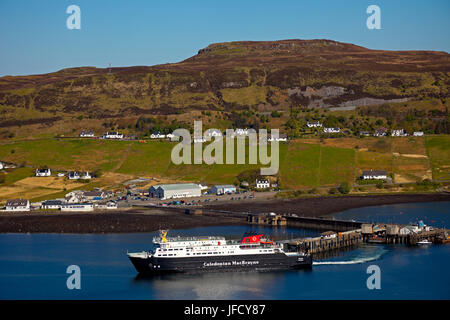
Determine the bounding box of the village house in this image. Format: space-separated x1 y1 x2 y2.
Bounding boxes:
361 170 387 180
0 162 4 170
61 203 94 212
255 179 270 189
210 184 236 195
307 121 322 128
79 130 94 138
373 127 388 137
193 137 206 143
150 132 166 139
35 168 51 177
205 129 222 138
413 131 424 136
234 128 249 136
65 190 85 203
268 133 288 142
81 172 91 180
5 199 30 212
166 133 175 139
391 129 407 137
103 131 124 139
41 200 63 210
149 183 202 200
68 172 81 180
323 127 341 133
360 131 371 136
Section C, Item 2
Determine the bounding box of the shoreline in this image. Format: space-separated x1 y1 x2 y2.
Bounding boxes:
0 193 449 234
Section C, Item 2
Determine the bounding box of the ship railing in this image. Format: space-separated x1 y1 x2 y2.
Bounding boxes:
152 235 226 243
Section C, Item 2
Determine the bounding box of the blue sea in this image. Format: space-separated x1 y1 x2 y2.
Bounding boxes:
0 202 449 299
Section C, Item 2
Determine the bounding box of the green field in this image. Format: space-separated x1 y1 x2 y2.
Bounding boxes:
426 136 450 180
0 136 449 194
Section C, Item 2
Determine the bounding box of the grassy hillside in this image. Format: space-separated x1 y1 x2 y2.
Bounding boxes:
1 135 448 202
0 39 448 141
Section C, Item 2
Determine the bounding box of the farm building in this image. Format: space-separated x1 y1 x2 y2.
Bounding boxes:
413 131 424 136
41 200 63 210
361 170 387 180
210 184 236 195
35 168 51 177
60 203 94 212
149 183 202 200
5 199 30 212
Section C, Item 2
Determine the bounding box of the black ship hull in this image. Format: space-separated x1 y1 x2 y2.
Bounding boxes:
129 253 312 274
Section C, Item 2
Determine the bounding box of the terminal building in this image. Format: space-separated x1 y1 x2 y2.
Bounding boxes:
149 183 202 200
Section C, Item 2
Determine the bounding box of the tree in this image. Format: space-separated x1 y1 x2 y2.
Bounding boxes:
338 182 351 194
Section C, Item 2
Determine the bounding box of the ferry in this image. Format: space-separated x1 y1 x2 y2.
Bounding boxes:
127 230 312 274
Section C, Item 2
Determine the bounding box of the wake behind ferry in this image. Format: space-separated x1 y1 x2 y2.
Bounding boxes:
127 230 312 274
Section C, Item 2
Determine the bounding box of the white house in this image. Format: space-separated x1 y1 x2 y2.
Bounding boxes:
5 199 30 212
373 128 388 137
235 128 249 136
80 130 94 138
210 184 237 195
166 133 175 139
268 134 287 142
307 121 322 128
413 131 424 136
0 162 3 170
205 129 222 138
193 137 206 143
68 172 81 180
391 129 407 137
360 131 371 136
256 179 270 189
81 172 91 180
362 170 387 180
61 203 94 212
149 183 202 200
324 127 341 133
41 200 63 210
104 131 124 139
35 168 51 177
150 133 166 139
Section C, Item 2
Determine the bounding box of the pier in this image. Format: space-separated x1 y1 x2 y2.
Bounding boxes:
247 213 450 255
282 229 363 255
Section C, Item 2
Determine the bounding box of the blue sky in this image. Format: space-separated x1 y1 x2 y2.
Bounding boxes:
0 0 449 76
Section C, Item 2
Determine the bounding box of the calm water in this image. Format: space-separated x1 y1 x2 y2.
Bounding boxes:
0 202 449 300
